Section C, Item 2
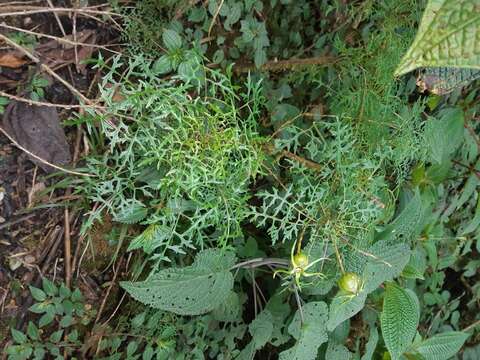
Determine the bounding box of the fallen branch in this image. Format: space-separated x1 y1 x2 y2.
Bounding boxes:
235 55 338 73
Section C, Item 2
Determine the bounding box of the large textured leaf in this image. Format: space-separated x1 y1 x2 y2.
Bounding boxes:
327 292 367 332
409 331 470 360
279 302 329 360
396 0 480 76
417 67 480 94
120 249 236 315
381 283 420 360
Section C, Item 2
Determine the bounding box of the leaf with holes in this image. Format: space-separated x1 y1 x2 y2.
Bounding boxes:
120 249 236 315
381 283 420 360
396 0 480 75
279 302 328 360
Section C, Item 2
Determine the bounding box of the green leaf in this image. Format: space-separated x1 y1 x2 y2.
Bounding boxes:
59 315 74 328
424 108 464 164
279 302 328 360
224 2 242 30
114 201 148 224
11 328 27 344
26 321 39 340
395 0 480 75
153 56 172 75
42 278 57 296
254 49 267 68
381 283 420 360
325 342 353 360
249 310 274 349
409 331 469 360
327 291 368 332
121 249 236 315
29 286 46 302
49 330 64 343
33 347 46 360
128 224 170 254
71 288 83 303
361 326 379 360
59 284 72 299
39 311 55 328
163 29 182 51
143 345 154 360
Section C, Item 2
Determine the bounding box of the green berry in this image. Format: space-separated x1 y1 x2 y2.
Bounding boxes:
293 253 309 269
338 272 362 294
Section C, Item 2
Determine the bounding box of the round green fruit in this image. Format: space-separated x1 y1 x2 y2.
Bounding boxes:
338 272 362 294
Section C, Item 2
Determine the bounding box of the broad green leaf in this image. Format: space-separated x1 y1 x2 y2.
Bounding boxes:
29 286 46 302
42 278 57 296
325 341 353 360
39 311 55 328
162 29 182 51
409 331 469 360
361 327 379 360
114 201 148 224
279 302 328 360
327 292 367 332
249 310 274 349
396 0 480 76
424 108 464 164
26 321 39 340
153 56 172 75
49 330 64 343
11 328 27 344
121 249 236 315
381 283 420 360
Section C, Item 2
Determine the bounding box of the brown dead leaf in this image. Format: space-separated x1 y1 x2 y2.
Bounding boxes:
0 52 27 68
2 101 71 173
35 30 97 73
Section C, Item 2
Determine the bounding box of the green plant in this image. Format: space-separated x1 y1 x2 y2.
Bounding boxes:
6 279 94 360
66 0 480 358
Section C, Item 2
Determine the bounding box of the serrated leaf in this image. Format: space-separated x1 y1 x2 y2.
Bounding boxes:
396 0 480 75
42 278 57 296
381 283 420 360
409 331 469 360
163 29 182 51
121 249 236 315
279 302 328 360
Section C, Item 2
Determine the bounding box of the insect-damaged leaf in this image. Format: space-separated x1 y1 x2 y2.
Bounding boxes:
121 249 236 315
279 302 328 360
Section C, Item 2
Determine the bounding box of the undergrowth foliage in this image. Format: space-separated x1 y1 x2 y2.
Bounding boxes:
60 0 480 359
